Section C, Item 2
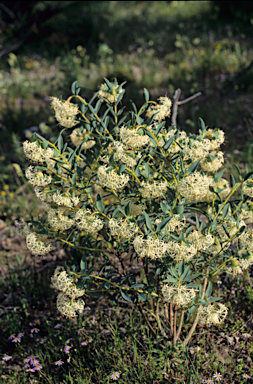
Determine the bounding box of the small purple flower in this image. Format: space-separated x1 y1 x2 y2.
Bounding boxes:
216 280 222 284
243 374 251 379
33 364 42 371
213 372 222 382
65 338 73 344
114 257 118 261
138 262 143 266
8 334 16 340
85 307 91 311
110 371 120 380
31 328 40 334
12 336 21 343
67 357 71 363
55 360 64 366
202 380 214 384
30 359 40 366
242 333 251 339
0 361 5 365
64 345 72 354
81 341 88 346
26 367 35 373
77 327 85 335
240 286 244 290
54 324 62 329
233 149 240 154
24 364 30 369
2 355 12 361
17 333 24 338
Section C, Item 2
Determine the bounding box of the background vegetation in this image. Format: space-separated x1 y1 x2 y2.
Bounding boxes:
0 1 253 383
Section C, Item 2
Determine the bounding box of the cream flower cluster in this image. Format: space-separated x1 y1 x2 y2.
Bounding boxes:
200 151 224 172
176 172 231 203
98 81 124 103
242 179 253 198
34 186 53 203
75 209 104 233
108 218 138 240
56 293 84 318
51 191 79 208
146 97 172 121
70 128 95 150
239 207 253 224
235 230 253 253
162 285 196 306
166 241 198 262
97 165 129 191
26 233 52 256
155 214 186 233
138 180 168 199
203 129 225 150
50 96 79 128
14 218 33 237
186 230 215 251
133 235 168 260
215 218 246 243
25 166 52 187
182 139 212 162
48 207 75 231
119 126 150 149
51 266 85 299
23 141 54 163
223 255 253 276
198 303 228 325
206 237 222 255
101 141 142 168
120 198 147 217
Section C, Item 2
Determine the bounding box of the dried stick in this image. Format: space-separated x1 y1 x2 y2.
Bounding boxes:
173 304 178 345
170 303 174 336
182 267 209 347
171 88 202 127
174 310 185 344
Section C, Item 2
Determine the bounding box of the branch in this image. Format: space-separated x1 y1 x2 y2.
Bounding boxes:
171 88 202 127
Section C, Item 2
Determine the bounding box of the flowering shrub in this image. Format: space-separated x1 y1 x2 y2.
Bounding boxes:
18 78 253 346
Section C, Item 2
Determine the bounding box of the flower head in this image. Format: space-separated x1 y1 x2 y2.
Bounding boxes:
2 355 12 361
26 233 52 256
97 165 129 191
54 324 62 329
50 97 79 128
146 96 172 121
110 371 121 381
213 372 222 382
54 360 64 366
162 285 196 306
31 328 40 334
56 293 85 318
51 267 85 299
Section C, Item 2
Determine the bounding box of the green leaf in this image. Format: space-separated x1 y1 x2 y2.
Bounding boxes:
57 135 63 153
144 162 150 177
118 164 127 173
244 171 253 181
157 216 173 232
71 173 77 186
121 290 131 302
103 77 114 93
195 214 199 230
233 163 242 179
135 114 144 125
183 273 201 282
205 281 212 298
222 202 230 219
131 283 145 289
144 129 157 147
208 297 223 303
230 174 235 187
71 81 81 95
116 90 125 106
109 153 117 168
176 260 184 276
198 117 206 132
80 255 87 271
130 100 137 114
214 168 225 183
143 211 153 231
41 140 49 150
94 99 102 114
162 276 178 283
160 202 171 214
186 158 203 175
155 121 166 137
124 200 131 216
143 88 149 103
173 205 184 214
96 194 104 212
163 136 175 151
137 292 147 301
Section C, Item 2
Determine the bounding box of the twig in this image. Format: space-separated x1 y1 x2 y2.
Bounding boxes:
170 303 174 336
173 304 178 345
171 88 202 127
175 310 185 344
182 267 209 347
